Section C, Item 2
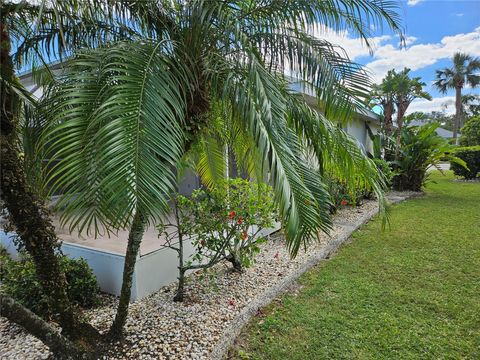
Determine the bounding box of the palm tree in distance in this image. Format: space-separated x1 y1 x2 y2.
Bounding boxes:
434 52 480 141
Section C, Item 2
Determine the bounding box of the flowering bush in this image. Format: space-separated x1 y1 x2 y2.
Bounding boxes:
159 178 276 301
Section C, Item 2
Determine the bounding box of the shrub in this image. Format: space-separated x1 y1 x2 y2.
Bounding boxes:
451 146 480 179
372 158 394 189
0 249 100 319
459 116 480 146
324 177 364 213
392 123 458 191
159 178 276 301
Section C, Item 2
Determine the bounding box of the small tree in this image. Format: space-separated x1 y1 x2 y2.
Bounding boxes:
159 178 276 302
459 116 480 146
392 123 463 191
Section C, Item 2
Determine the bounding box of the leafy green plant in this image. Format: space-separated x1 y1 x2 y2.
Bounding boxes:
159 178 276 301
391 123 462 191
451 146 480 179
0 249 100 319
373 158 394 189
459 116 480 146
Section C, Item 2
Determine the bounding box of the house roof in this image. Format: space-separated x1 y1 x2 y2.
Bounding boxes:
409 120 457 139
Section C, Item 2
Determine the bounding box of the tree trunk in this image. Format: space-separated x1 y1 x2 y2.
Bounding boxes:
395 100 407 160
384 100 394 137
108 211 146 339
173 203 186 302
0 21 98 342
454 86 462 143
0 294 90 359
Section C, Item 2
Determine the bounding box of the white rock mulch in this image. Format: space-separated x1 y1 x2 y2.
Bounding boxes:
0 194 413 360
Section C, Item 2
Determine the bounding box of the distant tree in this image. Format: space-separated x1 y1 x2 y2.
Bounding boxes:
460 116 480 146
367 70 396 136
434 53 480 140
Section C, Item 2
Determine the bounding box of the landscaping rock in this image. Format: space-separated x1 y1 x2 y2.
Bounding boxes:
0 193 414 359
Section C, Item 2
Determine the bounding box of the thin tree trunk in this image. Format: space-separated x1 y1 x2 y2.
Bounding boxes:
108 211 146 339
0 294 89 360
173 202 186 302
395 101 407 160
454 86 462 142
0 21 98 342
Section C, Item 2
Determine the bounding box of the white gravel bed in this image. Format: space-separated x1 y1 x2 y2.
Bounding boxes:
0 196 410 360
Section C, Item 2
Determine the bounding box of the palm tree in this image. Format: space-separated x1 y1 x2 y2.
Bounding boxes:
1 0 137 354
40 0 402 341
393 68 431 152
434 52 480 140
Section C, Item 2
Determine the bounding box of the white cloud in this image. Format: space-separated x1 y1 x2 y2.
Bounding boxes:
406 96 456 115
407 0 423 6
456 13 464 17
365 27 480 82
317 26 480 83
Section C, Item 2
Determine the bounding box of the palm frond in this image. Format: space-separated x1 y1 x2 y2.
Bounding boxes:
40 40 192 235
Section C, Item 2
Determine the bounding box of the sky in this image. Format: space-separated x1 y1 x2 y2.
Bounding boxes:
317 0 480 115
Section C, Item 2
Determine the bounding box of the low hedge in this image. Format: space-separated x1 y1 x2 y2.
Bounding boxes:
0 248 100 319
450 146 480 179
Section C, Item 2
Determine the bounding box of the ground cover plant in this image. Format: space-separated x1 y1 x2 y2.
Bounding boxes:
230 171 480 360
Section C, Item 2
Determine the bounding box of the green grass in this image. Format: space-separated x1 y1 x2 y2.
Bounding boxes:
230 172 480 360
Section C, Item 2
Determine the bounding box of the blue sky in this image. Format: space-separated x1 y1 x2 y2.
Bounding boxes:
318 0 480 115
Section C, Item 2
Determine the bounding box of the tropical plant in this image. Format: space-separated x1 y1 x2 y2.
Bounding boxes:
459 116 480 146
450 146 480 180
367 70 397 136
434 52 480 140
159 179 276 302
391 123 462 191
0 250 100 318
37 0 403 341
0 0 132 354
392 68 431 146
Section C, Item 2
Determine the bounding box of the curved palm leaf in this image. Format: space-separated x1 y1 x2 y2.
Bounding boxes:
40 40 193 235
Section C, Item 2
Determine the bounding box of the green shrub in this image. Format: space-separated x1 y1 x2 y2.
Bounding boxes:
372 158 394 188
0 249 100 319
392 123 458 191
451 147 480 179
325 176 365 213
459 116 480 146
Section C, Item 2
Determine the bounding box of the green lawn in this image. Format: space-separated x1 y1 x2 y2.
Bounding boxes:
230 172 480 360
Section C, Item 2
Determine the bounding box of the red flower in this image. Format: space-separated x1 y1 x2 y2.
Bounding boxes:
340 199 348 206
237 216 244 225
228 211 236 219
240 231 248 240
274 251 280 261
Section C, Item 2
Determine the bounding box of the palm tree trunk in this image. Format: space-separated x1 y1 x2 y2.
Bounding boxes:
0 294 89 360
108 211 146 339
454 86 462 142
0 21 98 342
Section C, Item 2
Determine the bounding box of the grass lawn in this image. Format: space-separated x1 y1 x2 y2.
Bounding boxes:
230 172 480 360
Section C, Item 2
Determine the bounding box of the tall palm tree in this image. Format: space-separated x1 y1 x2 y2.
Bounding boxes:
393 68 431 153
434 52 480 140
40 0 402 340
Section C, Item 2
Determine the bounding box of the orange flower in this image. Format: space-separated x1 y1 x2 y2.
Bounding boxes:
228 211 236 219
340 199 348 206
240 231 248 240
237 216 243 225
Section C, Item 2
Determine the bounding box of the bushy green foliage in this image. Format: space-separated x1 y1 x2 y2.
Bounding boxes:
392 123 460 191
0 249 100 319
451 146 480 179
176 178 276 270
459 116 480 146
372 158 394 188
